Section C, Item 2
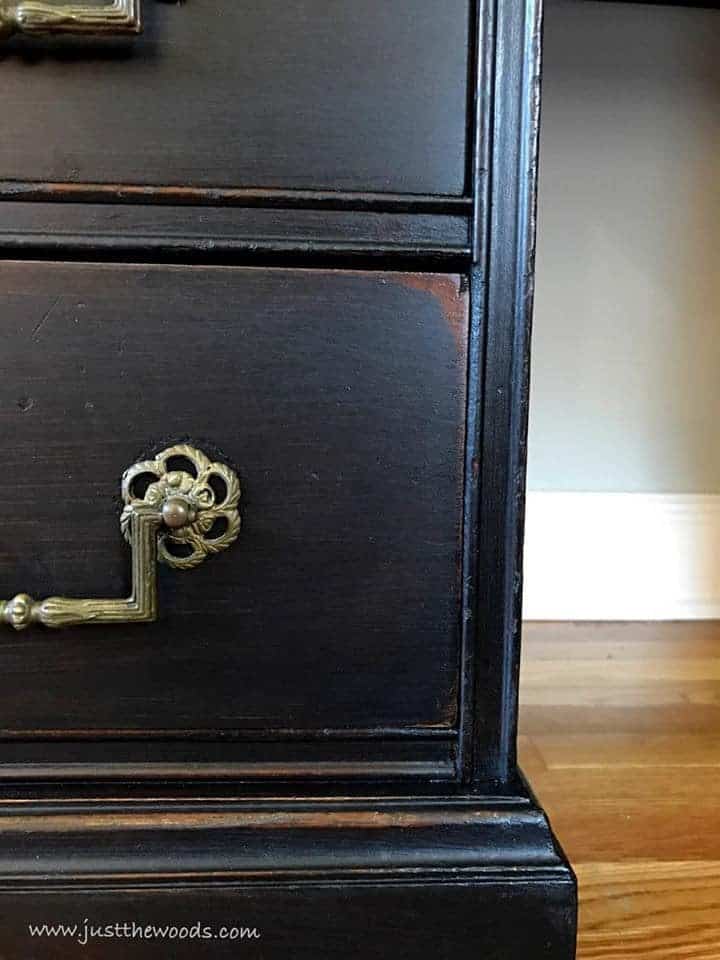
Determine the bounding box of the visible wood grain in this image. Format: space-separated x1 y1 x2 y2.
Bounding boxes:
469 0 544 785
0 880 575 960
533 732 720 769
0 0 469 196
0 202 471 264
520 621 720 959
0 2 580 956
0 263 467 743
577 862 720 960
521 621 720 733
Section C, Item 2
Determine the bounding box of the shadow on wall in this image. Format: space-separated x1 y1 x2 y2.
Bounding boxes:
525 0 720 620
529 0 720 495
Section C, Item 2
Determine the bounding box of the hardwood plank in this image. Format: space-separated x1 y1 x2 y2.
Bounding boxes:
523 763 720 804
523 660 720 687
520 623 720 723
576 862 720 960
534 799 719 862
533 733 720 769
523 621 720 658
521 703 720 735
520 621 720 959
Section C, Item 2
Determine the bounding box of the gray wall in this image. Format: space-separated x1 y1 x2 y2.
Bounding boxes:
528 0 720 492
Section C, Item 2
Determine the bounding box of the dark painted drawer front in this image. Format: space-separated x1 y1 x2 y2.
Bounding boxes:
0 263 467 736
1 1 469 196
0 882 577 960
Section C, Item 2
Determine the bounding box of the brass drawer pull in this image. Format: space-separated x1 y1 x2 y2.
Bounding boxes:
0 0 141 41
0 445 241 631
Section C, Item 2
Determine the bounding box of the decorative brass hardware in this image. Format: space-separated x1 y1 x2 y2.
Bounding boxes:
0 0 141 41
0 444 241 631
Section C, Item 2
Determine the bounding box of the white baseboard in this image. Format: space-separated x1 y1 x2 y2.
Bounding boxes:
523 492 720 621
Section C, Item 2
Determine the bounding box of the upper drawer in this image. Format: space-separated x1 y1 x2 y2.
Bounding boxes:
1 0 470 196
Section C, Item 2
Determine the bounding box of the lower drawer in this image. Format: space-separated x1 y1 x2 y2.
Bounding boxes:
0 262 468 772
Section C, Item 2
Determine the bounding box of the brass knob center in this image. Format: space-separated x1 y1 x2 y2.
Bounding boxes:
161 497 196 530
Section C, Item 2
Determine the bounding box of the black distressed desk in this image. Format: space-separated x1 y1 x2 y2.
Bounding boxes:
0 2 576 957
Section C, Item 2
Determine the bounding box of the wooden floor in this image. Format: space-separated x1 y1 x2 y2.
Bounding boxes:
519 622 720 960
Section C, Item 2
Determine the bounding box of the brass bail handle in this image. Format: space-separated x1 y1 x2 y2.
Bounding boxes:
0 445 241 631
0 0 142 41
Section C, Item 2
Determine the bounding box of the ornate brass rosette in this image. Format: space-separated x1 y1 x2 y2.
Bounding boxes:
121 444 241 570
